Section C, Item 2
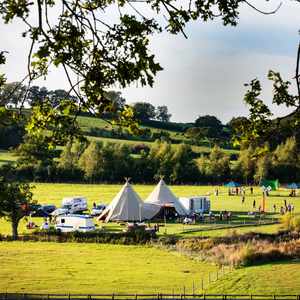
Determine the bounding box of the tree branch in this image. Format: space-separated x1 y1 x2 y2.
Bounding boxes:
244 0 282 15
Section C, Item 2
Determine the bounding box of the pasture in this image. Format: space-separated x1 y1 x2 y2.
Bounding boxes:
0 183 300 294
0 242 217 294
0 183 298 237
0 150 18 166
0 242 300 294
206 261 300 294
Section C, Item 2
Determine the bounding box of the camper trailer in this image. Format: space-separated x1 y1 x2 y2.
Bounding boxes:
55 214 95 232
178 196 210 214
52 196 88 216
62 196 88 212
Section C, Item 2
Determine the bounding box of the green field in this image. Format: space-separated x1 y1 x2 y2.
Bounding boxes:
206 261 300 294
0 242 300 294
0 242 217 294
87 135 237 155
0 150 18 166
0 184 300 294
0 183 298 237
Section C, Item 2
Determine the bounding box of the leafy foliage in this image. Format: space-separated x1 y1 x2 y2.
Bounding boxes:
0 176 35 239
0 0 267 144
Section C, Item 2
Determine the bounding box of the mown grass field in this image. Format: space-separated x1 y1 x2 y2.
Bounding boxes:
0 242 217 294
206 260 300 294
0 183 298 236
0 184 300 294
0 241 300 294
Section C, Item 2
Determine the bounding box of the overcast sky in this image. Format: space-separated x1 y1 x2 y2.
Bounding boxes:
0 0 299 123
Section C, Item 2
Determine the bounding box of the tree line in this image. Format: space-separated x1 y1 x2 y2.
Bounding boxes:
2 134 300 184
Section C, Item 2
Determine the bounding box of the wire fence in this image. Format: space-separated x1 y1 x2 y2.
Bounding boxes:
1 293 300 300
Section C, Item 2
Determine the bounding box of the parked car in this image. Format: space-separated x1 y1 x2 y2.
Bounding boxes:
29 204 42 216
30 204 56 217
91 204 106 216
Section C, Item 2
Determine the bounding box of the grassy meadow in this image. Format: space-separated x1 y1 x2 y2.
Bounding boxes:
0 242 218 294
0 241 300 294
206 261 300 294
0 150 18 166
0 183 298 236
0 183 300 294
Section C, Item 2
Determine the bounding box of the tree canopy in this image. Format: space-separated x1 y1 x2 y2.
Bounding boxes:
0 0 291 146
0 177 34 239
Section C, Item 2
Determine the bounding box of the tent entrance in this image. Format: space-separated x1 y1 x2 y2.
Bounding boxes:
153 204 179 220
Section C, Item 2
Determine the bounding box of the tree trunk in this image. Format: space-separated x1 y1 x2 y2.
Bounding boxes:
11 219 19 240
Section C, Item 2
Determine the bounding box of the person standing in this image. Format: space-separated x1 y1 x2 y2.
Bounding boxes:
253 199 256 209
250 186 253 195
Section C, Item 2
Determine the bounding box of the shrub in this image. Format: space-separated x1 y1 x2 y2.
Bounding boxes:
280 214 300 232
25 227 156 245
281 213 294 231
292 216 300 232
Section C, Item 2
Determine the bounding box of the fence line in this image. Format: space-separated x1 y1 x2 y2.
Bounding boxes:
1 293 300 300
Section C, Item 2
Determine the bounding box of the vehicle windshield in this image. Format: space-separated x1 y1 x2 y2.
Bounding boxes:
62 205 71 209
96 205 105 209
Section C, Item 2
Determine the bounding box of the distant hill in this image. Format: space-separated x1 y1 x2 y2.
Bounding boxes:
77 115 238 157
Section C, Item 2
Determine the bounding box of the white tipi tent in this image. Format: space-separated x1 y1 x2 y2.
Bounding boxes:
98 180 144 222
145 179 186 216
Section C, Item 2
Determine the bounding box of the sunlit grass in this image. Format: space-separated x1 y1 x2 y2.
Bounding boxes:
0 242 217 294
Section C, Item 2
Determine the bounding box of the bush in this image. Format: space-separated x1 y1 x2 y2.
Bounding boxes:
281 213 294 231
22 227 157 245
293 217 300 232
280 214 300 232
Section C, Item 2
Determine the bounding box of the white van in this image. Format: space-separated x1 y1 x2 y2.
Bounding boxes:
179 196 210 214
55 214 95 232
52 196 88 216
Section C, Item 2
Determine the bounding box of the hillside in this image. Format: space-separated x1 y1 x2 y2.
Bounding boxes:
77 115 237 155
0 114 238 167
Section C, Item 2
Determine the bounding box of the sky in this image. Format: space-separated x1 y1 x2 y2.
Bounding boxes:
0 0 299 123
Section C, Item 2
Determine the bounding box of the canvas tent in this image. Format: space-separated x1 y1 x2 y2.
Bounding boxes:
224 181 241 188
98 181 144 222
261 179 279 191
144 179 186 218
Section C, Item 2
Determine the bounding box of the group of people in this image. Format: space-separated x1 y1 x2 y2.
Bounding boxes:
26 217 52 230
227 186 253 196
278 200 295 215
219 210 232 221
289 189 297 197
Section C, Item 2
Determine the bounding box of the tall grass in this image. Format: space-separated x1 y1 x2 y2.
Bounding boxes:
176 231 300 267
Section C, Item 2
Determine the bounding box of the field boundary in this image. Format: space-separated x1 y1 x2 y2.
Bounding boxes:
181 221 279 234
1 293 300 300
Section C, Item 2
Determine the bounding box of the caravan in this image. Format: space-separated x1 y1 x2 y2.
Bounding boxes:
55 214 95 232
52 196 88 216
179 196 210 214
